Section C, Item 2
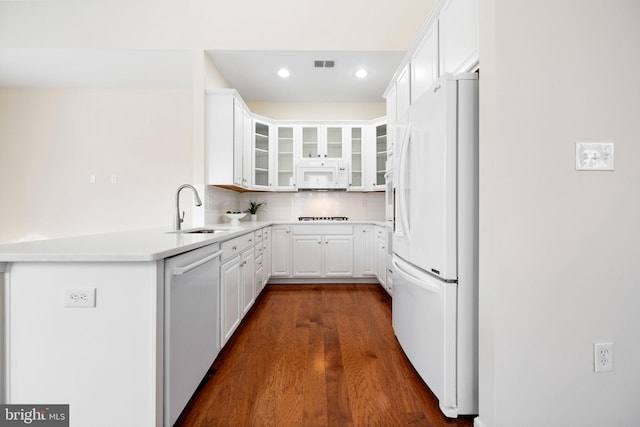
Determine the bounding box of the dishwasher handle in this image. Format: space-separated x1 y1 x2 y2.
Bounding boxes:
172 250 223 276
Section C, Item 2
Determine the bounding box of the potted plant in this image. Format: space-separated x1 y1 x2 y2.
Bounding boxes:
245 200 265 222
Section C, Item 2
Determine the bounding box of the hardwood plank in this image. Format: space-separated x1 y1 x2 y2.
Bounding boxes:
175 284 474 427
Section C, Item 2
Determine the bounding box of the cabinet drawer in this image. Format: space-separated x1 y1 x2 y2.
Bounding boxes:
291 224 353 235
255 228 263 241
221 232 256 261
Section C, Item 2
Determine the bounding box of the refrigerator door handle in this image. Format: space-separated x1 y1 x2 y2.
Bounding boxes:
397 124 411 237
392 257 441 294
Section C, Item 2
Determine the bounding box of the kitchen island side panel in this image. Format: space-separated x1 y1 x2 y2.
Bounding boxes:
5 261 163 427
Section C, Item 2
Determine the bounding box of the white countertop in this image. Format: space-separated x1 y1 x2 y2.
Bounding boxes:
0 220 387 263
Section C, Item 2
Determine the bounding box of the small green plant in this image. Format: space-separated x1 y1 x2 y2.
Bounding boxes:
245 201 265 215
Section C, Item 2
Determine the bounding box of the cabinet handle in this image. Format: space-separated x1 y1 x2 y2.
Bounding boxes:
249 238 253 242
232 245 237 250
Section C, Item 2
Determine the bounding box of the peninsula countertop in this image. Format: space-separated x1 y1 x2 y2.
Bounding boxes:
0 220 387 263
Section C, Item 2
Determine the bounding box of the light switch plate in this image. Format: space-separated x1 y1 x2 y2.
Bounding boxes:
576 142 614 171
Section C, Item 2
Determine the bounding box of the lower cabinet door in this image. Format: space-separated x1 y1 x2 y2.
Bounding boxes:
241 248 255 315
220 256 241 345
324 235 354 277
292 235 323 277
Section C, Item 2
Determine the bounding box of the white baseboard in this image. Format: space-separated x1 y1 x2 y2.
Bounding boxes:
474 417 489 427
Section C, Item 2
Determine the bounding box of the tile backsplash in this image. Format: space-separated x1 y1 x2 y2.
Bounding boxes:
205 186 385 224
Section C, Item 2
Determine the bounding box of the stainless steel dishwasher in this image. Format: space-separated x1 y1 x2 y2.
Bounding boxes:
164 243 222 426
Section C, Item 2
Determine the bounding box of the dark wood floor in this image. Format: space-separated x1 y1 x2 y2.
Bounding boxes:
175 284 474 426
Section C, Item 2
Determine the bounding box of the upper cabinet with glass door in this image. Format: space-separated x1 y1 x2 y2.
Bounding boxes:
373 122 387 190
348 126 365 190
301 126 320 159
325 126 345 159
300 125 345 160
253 120 271 190
275 125 297 190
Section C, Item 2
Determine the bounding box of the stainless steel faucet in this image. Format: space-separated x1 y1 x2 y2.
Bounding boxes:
174 184 203 231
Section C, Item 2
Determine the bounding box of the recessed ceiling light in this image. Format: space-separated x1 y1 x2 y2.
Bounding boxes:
355 69 368 79
277 68 290 78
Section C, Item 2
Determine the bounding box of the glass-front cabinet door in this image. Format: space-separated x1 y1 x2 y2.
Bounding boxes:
349 126 364 190
275 125 297 190
325 126 344 159
253 120 271 189
374 123 387 190
301 126 319 158
300 125 345 159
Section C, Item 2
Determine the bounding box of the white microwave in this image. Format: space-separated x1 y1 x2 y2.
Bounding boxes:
296 160 349 190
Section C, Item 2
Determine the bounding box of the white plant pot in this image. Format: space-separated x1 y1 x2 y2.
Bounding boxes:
251 214 257 222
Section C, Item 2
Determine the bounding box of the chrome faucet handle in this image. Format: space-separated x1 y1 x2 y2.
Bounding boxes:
180 211 185 224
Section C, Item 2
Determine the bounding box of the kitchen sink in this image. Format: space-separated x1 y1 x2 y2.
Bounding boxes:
168 228 229 234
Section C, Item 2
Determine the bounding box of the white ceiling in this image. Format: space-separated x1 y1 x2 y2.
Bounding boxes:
206 50 405 103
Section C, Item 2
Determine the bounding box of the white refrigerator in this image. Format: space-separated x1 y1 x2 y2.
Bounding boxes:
392 73 479 417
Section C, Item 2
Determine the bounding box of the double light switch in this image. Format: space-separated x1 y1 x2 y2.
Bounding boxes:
576 142 614 171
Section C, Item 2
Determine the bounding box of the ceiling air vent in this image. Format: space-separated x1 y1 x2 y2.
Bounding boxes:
314 60 335 68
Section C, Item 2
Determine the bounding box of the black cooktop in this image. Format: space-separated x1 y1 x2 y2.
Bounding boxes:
298 216 349 221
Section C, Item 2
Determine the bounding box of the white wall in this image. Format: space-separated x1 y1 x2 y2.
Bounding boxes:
477 1 640 426
236 191 384 222
0 0 435 51
0 88 193 243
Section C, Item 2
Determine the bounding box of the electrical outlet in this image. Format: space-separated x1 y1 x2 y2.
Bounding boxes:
64 288 96 308
594 342 613 373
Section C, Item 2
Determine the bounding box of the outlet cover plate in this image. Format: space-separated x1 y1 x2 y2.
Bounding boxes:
576 142 614 171
594 342 614 373
64 288 96 308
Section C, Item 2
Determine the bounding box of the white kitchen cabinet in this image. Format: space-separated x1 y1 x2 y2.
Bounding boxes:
292 235 323 277
262 226 272 283
206 90 251 189
254 228 269 295
386 84 397 159
324 235 354 277
271 225 292 277
255 260 264 295
253 119 272 190
348 126 365 190
220 232 255 345
439 0 479 75
220 255 241 345
241 107 252 188
275 126 297 190
292 235 354 277
240 246 255 315
375 226 387 288
373 122 388 190
354 224 375 277
411 20 439 103
395 64 411 124
291 225 354 278
300 125 346 160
